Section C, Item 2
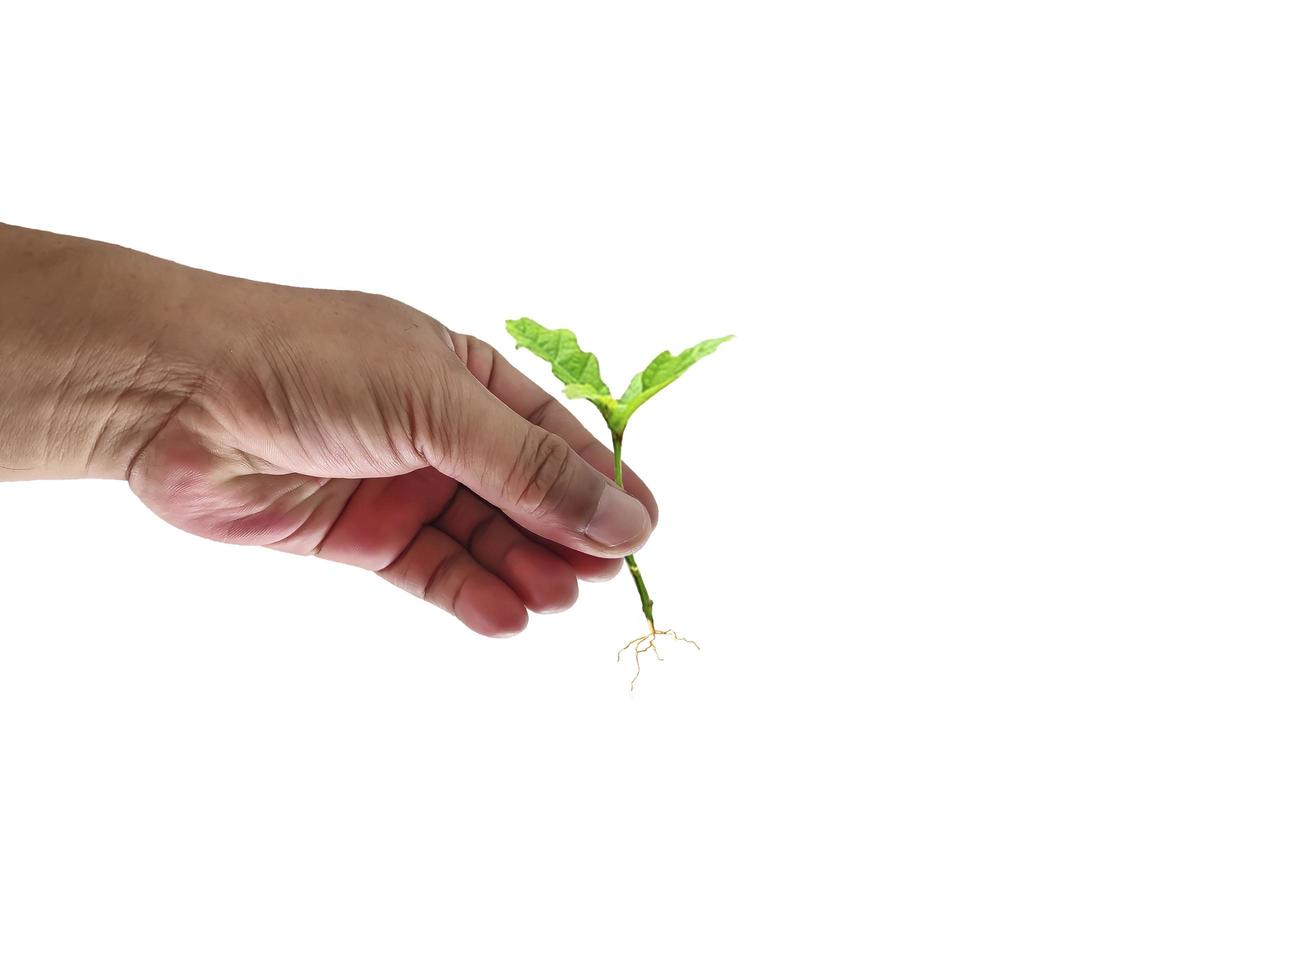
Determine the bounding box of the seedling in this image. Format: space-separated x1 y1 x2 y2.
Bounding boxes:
506 317 732 688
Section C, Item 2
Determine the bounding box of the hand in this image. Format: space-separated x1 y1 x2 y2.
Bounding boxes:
0 225 657 636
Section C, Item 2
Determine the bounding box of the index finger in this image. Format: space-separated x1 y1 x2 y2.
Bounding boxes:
450 332 660 528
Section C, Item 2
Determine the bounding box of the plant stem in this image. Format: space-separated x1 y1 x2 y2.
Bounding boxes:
611 431 655 633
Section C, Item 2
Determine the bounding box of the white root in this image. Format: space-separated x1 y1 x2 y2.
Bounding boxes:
616 628 701 690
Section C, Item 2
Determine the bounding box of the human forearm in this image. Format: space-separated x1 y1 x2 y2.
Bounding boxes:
0 223 204 480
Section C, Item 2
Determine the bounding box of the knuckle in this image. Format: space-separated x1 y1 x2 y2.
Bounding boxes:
524 396 555 429
421 371 468 469
512 428 573 518
341 288 402 318
457 334 500 389
460 333 487 365
351 290 454 349
422 548 464 606
406 343 478 463
448 331 473 364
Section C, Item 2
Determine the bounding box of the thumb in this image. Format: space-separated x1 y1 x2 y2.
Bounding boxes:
433 372 653 558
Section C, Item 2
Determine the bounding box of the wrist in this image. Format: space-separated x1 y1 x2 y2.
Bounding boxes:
0 225 209 481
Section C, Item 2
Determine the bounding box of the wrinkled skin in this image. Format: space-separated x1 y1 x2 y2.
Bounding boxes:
0 224 657 637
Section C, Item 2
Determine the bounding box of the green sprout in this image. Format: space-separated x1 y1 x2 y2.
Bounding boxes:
506 317 732 686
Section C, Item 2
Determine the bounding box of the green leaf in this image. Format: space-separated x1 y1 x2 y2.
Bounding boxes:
610 335 733 433
562 383 620 415
506 318 617 421
505 319 733 435
506 317 610 393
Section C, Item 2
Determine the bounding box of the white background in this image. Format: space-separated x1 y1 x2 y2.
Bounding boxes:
2 1 1304 977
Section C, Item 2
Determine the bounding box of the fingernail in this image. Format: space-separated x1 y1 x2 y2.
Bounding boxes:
586 486 650 549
